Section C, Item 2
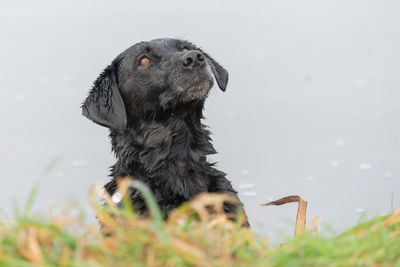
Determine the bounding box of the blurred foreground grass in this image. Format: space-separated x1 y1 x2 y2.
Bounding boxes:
0 178 399 267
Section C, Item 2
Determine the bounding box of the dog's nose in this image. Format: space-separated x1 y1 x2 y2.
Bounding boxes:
182 51 205 69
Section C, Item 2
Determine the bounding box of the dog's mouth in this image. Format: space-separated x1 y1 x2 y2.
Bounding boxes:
179 79 213 102
158 64 215 109
176 66 215 102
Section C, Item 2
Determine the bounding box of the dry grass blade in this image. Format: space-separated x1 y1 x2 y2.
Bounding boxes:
170 238 211 267
307 217 321 235
116 176 134 199
207 216 234 230
18 226 44 264
384 208 400 228
89 184 117 228
188 193 238 223
262 195 308 237
2 177 400 266
295 199 307 236
166 203 193 226
261 195 302 206
94 183 116 208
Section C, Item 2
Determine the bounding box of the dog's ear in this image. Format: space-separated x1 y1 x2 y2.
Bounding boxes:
204 53 229 91
81 64 127 131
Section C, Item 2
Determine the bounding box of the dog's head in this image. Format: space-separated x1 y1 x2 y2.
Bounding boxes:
82 38 228 131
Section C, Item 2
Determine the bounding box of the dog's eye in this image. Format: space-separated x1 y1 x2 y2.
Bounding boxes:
139 57 151 66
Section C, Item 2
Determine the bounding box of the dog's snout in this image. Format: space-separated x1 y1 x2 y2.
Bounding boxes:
182 51 205 69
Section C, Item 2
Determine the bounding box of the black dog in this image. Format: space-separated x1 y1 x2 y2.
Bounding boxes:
82 38 248 225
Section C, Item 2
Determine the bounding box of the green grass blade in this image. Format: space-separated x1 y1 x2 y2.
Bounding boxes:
23 156 62 218
129 180 163 225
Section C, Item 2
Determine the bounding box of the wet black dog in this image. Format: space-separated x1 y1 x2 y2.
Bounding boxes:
82 38 248 225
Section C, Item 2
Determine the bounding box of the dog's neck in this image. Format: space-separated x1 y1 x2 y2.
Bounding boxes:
110 108 216 176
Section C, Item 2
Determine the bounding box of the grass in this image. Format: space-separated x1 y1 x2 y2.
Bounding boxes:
0 178 399 266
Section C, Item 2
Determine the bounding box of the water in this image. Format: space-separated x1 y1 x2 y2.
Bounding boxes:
0 0 399 241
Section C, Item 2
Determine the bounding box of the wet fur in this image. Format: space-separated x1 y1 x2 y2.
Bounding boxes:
82 38 248 226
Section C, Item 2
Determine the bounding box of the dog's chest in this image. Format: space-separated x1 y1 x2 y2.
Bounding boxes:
151 163 210 200
111 118 217 209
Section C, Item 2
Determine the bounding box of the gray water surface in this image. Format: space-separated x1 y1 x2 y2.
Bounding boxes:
1 0 399 241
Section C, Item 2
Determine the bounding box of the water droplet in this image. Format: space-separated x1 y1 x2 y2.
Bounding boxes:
112 192 122 203
354 78 366 88
383 173 392 179
330 160 340 167
72 161 88 167
15 92 28 103
238 183 255 189
240 169 250 176
227 111 237 119
335 139 346 146
359 164 371 170
306 176 315 181
242 191 258 196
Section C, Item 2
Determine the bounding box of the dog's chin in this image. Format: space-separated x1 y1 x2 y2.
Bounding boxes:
179 79 213 103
